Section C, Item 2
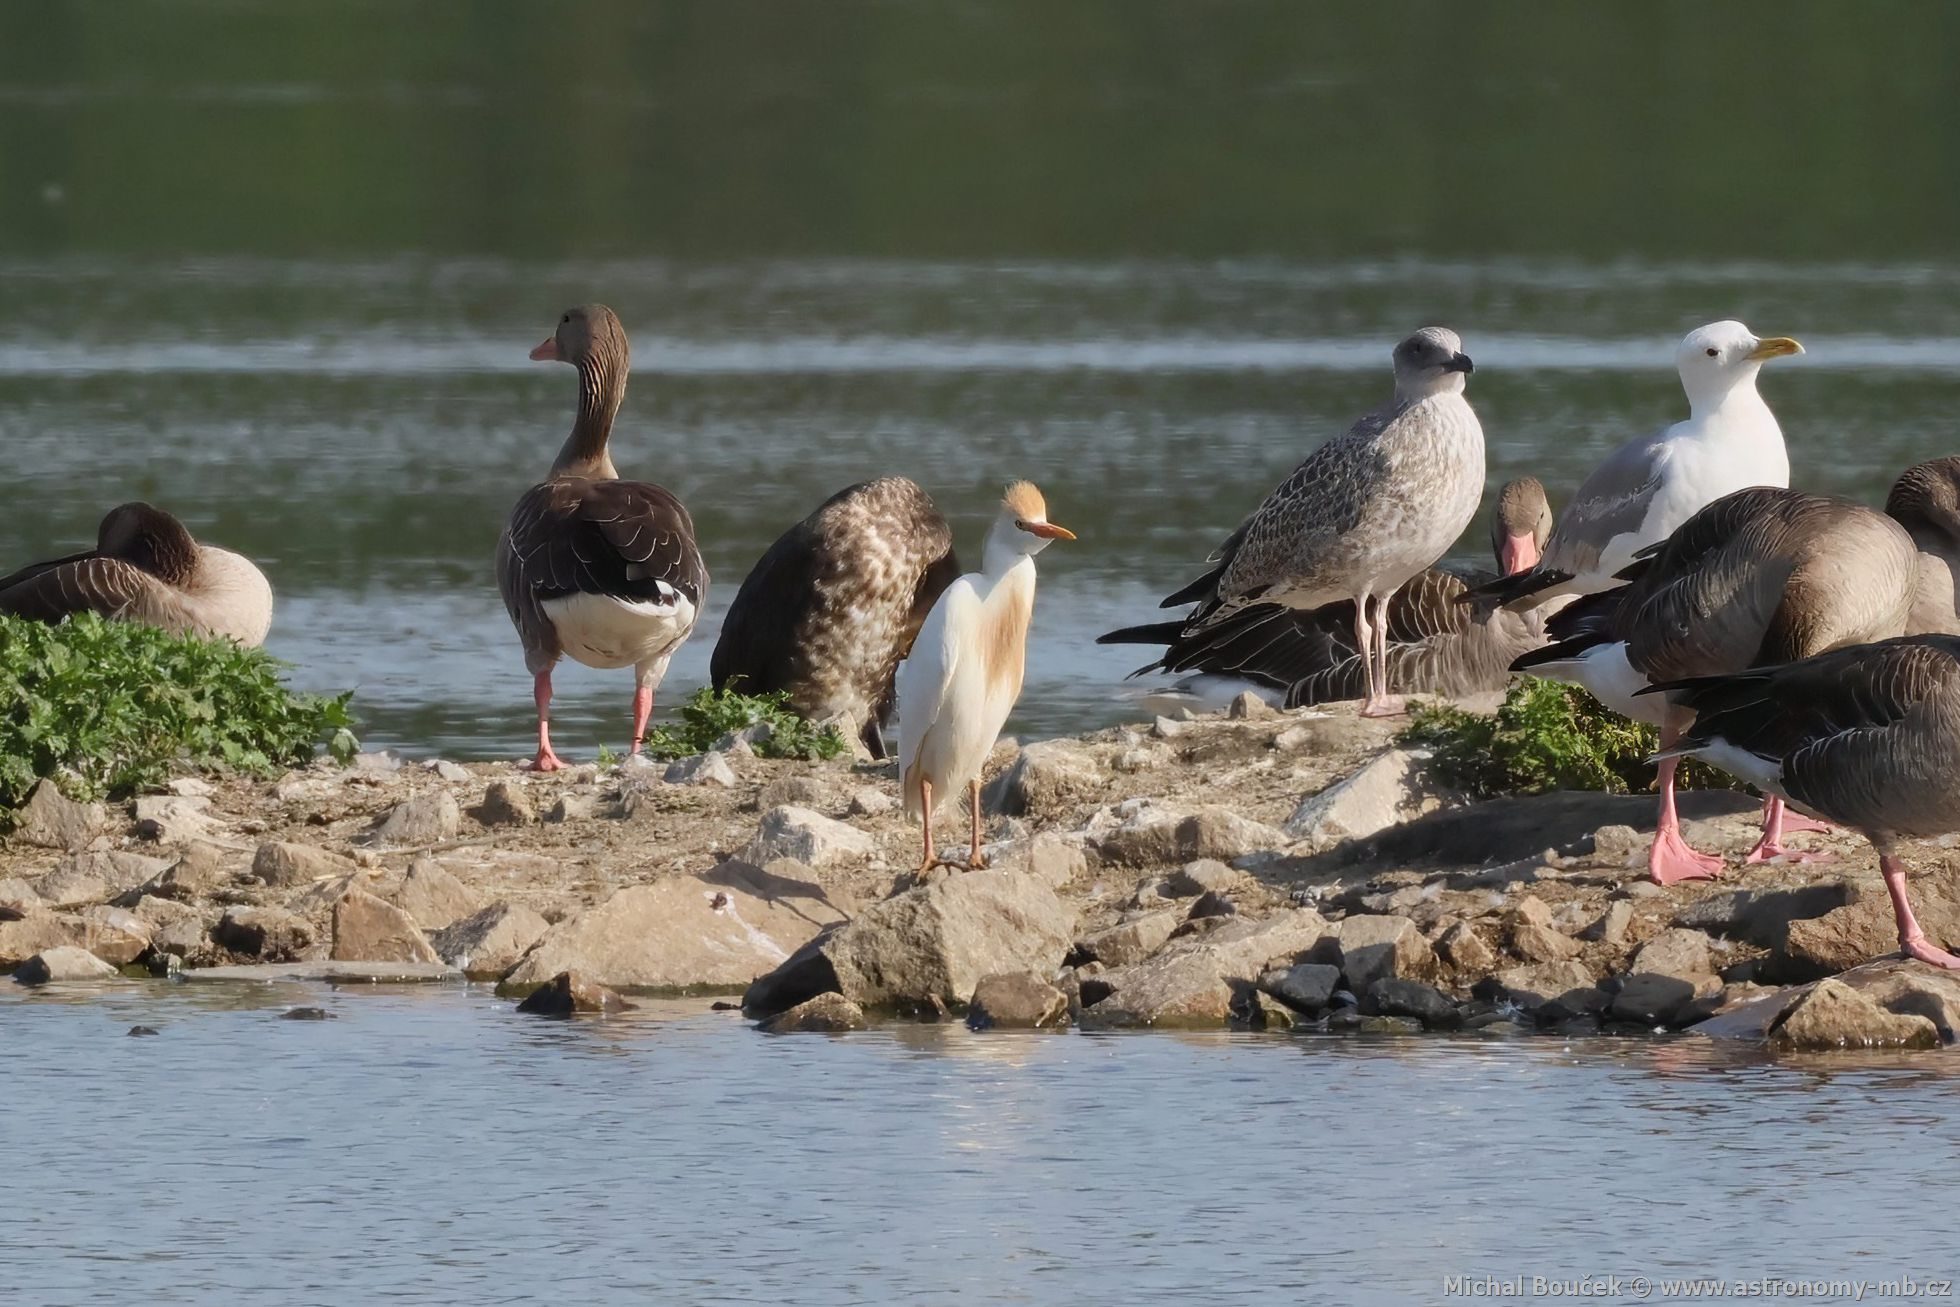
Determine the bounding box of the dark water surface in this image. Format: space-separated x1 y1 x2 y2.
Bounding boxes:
3 0 1958 761
4 981 1959 1305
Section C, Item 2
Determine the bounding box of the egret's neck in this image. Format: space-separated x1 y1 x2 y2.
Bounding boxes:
982 519 1033 582
1686 367 1771 425
551 349 627 479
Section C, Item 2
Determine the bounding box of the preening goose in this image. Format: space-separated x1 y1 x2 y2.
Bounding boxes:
1131 327 1484 717
496 304 707 771
711 477 959 759
895 481 1072 873
1655 635 1960 970
0 501 272 646
1885 455 1960 636
1513 487 1915 882
1100 477 1552 710
1469 321 1802 609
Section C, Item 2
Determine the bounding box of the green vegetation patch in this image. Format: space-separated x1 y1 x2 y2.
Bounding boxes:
0 614 356 811
642 686 848 762
1397 680 1742 799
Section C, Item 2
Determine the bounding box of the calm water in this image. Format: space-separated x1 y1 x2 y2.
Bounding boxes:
4 980 1959 1304
4 0 1959 759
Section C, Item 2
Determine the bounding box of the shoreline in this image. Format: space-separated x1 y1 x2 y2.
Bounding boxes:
4 698 1957 1051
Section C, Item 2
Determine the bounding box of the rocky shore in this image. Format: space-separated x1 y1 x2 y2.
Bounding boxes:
5 696 1959 1053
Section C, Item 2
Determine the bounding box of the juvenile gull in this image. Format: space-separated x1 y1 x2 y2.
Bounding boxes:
1656 634 1960 970
1100 477 1552 710
1514 487 1916 882
1119 327 1485 716
1470 321 1803 609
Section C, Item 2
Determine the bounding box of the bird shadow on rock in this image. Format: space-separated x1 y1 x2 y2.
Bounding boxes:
701 857 854 931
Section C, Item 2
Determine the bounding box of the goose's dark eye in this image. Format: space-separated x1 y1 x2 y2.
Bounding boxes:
561 313 572 325
1706 347 1719 357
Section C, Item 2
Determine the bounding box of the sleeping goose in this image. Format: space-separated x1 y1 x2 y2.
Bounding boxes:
1100 477 1552 710
711 477 959 758
1122 327 1484 717
1468 321 1802 610
1654 635 1960 970
1512 486 1915 883
0 502 272 646
1884 455 1960 636
496 304 707 771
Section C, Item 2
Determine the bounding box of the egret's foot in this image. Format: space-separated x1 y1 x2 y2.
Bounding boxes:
1359 695 1407 719
967 852 991 872
524 749 566 773
1743 839 1836 866
1903 934 1960 970
916 857 967 882
1648 830 1724 886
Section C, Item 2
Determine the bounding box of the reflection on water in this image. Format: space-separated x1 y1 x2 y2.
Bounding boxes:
3 982 1958 1304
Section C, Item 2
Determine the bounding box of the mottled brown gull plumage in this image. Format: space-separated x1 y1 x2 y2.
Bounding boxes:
1122 327 1485 715
712 477 959 757
0 502 272 646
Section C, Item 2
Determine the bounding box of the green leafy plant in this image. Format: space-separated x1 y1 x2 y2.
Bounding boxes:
1397 679 1743 799
0 613 357 812
641 686 848 762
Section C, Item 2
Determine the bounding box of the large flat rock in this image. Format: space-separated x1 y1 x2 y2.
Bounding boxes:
177 960 462 983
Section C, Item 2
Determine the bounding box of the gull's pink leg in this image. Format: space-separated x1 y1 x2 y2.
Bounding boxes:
1882 853 1960 969
1648 734 1723 885
629 685 654 756
527 669 565 772
1359 594 1406 718
1745 795 1836 865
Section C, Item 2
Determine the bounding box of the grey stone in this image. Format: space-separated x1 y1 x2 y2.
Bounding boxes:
34 852 171 907
1583 900 1634 945
473 780 536 827
1434 920 1497 977
431 901 551 979
212 906 314 961
1081 910 1329 1027
516 970 635 1016
756 775 825 809
668 752 738 788
501 860 849 993
76 906 154 966
366 791 461 848
0 911 83 969
1097 806 1290 867
9 780 105 851
1494 960 1601 1011
1165 859 1247 898
982 740 1107 819
1314 914 1439 991
1769 978 1939 1050
1631 928 1715 983
1285 748 1440 851
393 857 482 932
546 791 601 823
1609 972 1704 1027
120 842 239 904
739 805 877 869
166 777 217 798
966 970 1069 1029
990 834 1086 890
848 787 896 818
331 888 440 963
1512 921 1581 963
1076 911 1180 967
0 877 42 917
1590 824 1646 864
13 945 118 984
251 841 358 890
757 992 866 1033
1257 961 1341 1012
428 759 471 783
1227 691 1278 721
743 869 1077 1017
132 794 219 844
1365 978 1461 1028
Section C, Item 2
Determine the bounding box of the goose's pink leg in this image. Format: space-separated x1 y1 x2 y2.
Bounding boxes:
1759 794 1835 837
1883 854 1960 969
630 686 654 756
1745 796 1836 865
1648 729 1723 885
528 669 566 772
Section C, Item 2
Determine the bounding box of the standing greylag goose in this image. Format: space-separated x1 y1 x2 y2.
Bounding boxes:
896 482 1072 873
1512 487 1915 882
1468 321 1803 609
1100 477 1552 710
711 477 959 759
1654 635 1960 970
1885 455 1960 636
496 304 707 771
0 502 272 646
1130 327 1484 717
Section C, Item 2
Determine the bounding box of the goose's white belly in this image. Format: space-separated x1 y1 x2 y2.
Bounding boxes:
544 592 696 671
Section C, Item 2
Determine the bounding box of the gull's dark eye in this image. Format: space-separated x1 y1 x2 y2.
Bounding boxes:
1706 347 1719 357
1014 519 1028 531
